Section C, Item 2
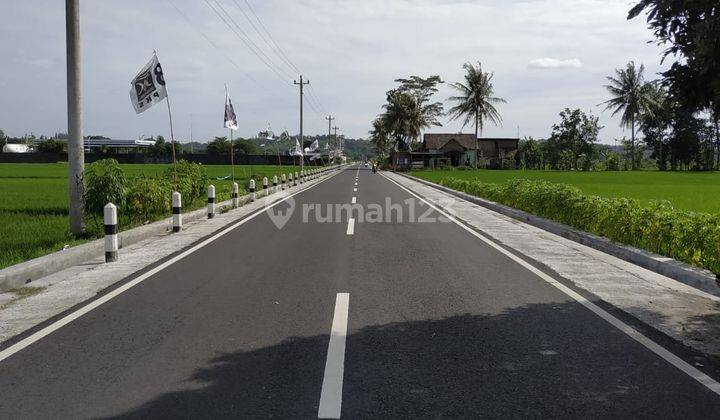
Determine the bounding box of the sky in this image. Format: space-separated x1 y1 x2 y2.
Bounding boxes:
0 0 666 144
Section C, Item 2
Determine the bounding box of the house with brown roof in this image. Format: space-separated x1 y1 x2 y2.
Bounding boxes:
389 133 520 170
420 133 477 167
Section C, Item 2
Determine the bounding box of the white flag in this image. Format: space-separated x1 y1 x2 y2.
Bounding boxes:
293 138 303 156
308 139 319 152
130 54 167 114
224 91 238 130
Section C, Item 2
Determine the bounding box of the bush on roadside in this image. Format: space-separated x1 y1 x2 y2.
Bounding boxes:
123 176 172 223
439 176 720 275
164 160 206 206
84 159 126 223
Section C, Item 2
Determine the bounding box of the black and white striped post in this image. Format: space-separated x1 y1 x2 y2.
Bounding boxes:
232 182 239 208
172 191 182 233
294 172 299 186
281 174 286 190
249 179 256 201
300 170 304 184
207 185 216 219
262 176 268 196
104 203 118 263
289 172 294 187
272 175 278 193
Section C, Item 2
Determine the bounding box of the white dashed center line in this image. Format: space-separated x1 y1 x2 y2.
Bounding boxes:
346 218 355 235
351 197 356 204
318 293 350 419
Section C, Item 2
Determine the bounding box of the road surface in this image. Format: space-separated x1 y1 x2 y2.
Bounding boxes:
1 164 720 418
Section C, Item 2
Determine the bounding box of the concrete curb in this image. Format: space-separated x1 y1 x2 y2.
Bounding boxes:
399 172 720 297
0 165 342 292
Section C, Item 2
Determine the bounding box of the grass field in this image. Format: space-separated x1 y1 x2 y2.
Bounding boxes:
410 169 720 214
0 163 309 269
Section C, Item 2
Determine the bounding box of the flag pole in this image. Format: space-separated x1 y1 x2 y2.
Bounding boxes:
165 88 178 186
225 84 235 183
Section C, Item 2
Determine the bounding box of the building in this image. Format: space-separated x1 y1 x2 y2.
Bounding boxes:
477 138 520 168
390 134 520 170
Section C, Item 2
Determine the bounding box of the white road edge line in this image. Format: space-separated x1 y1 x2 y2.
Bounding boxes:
346 218 355 235
351 197 356 204
318 292 350 419
381 172 720 396
0 169 345 364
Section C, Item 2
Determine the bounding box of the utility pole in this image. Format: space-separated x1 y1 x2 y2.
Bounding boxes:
325 115 334 146
333 125 340 160
294 75 310 173
66 0 85 235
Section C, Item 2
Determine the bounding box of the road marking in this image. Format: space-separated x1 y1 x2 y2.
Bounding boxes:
0 169 345 364
381 173 720 396
353 188 357 192
318 293 350 419
346 218 355 235
354 182 357 186
351 197 356 204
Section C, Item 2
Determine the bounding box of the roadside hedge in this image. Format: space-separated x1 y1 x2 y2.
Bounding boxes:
439 177 720 275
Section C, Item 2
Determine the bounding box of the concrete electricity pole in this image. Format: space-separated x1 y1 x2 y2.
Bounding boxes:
66 0 85 235
294 75 310 173
325 115 334 145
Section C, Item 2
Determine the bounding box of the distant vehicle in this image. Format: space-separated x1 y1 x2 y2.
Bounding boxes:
2 144 31 153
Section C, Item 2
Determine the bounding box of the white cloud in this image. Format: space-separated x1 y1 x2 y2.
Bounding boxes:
528 58 583 69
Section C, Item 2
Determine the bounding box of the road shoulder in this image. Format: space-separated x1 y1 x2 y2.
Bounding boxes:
385 171 720 359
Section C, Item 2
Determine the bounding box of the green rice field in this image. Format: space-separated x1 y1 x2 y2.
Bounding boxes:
0 163 308 269
410 169 720 214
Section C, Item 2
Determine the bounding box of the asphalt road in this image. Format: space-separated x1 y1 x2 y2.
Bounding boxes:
2 164 720 418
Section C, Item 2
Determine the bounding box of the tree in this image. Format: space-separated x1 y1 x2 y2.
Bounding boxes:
148 136 181 159
447 62 506 168
639 84 672 170
600 62 656 170
377 75 444 151
368 118 392 159
544 108 602 170
519 137 543 169
206 137 232 156
234 139 259 155
37 139 65 153
628 0 720 154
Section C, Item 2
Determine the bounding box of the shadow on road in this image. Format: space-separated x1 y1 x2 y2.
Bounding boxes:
104 301 720 419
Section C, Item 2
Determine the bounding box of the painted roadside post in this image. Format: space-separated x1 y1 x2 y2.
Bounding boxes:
282 174 287 190
207 185 216 219
232 182 239 208
263 176 268 197
294 172 299 186
249 179 256 202
104 203 118 263
273 175 278 193
172 192 182 233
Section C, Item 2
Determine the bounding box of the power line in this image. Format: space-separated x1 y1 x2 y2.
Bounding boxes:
202 0 292 87
242 0 302 74
166 0 260 87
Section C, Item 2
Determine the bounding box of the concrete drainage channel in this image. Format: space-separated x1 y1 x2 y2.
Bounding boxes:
399 172 720 297
0 166 342 292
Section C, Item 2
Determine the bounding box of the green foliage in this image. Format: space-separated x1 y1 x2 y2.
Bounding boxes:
605 152 620 171
447 61 506 140
36 139 65 153
84 159 126 217
439 176 720 274
164 160 206 206
123 176 171 223
206 137 232 156
544 108 602 171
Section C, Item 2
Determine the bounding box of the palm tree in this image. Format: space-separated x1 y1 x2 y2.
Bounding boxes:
380 90 422 151
601 61 657 170
448 62 506 168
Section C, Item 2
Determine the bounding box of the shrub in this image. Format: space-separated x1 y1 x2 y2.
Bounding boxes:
123 176 171 223
84 159 126 218
164 160 206 206
439 176 720 275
